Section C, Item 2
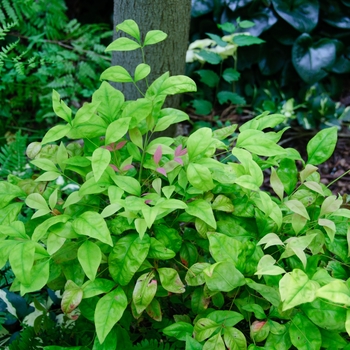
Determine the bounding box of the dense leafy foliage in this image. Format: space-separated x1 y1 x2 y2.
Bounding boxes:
190 0 350 128
0 0 111 141
1 20 350 350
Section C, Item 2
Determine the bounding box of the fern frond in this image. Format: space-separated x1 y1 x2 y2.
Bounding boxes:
133 339 178 350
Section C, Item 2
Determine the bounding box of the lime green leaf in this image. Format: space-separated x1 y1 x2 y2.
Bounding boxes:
146 298 162 322
82 278 116 299
134 63 151 82
187 127 212 160
284 199 310 220
316 280 350 306
122 98 153 128
9 241 35 286
194 318 220 342
246 278 281 307
31 158 58 172
109 234 150 285
255 255 286 277
78 241 101 281
21 259 50 294
25 193 49 211
52 90 72 123
289 313 322 350
61 280 83 314
279 269 319 311
111 175 141 196
148 238 176 260
144 30 167 46
186 199 216 229
187 163 214 191
133 272 157 314
32 215 70 242
203 333 225 350
223 327 247 350
212 195 234 212
320 195 342 216
158 76 197 95
307 126 337 165
92 147 111 182
41 124 71 145
105 118 130 145
95 287 127 343
35 171 61 182
204 261 245 292
163 322 193 341
73 211 113 246
92 328 117 350
158 267 185 293
100 65 133 82
257 233 284 250
116 19 140 41
105 37 141 52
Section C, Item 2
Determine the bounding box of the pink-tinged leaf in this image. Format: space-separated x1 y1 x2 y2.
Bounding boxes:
156 167 167 177
122 164 134 171
109 164 119 172
175 145 187 156
154 145 162 165
115 140 127 150
174 157 183 165
103 140 127 152
145 199 152 204
142 193 151 196
102 144 114 151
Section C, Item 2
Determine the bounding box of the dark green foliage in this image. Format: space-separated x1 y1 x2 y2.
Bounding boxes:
190 0 350 128
0 0 111 141
0 131 28 179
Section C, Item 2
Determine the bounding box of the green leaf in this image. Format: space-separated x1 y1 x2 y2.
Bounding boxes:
194 318 220 342
92 147 111 182
109 234 150 285
196 50 222 64
73 211 113 246
158 75 197 95
21 259 50 295
111 175 141 196
195 69 220 87
284 199 310 219
223 327 247 350
204 261 245 292
82 278 116 299
240 112 287 131
154 108 189 132
9 241 35 286
134 63 151 82
92 328 117 350
292 34 337 84
0 182 25 209
116 19 140 41
92 81 125 122
143 30 167 46
78 241 101 281
105 37 141 52
154 225 182 253
255 255 286 277
232 35 264 46
95 287 127 343
41 124 71 145
187 163 214 192
185 334 203 350
163 322 194 341
272 0 319 33
203 333 225 350
105 118 131 145
192 99 212 115
316 280 350 306
100 65 133 83
158 267 185 293
207 310 244 328
32 215 70 242
133 272 157 314
320 329 347 349
246 278 281 307
52 90 72 123
187 127 213 160
222 68 240 83
146 298 162 322
306 126 337 165
279 269 319 311
122 98 153 129
31 158 58 173
61 280 83 314
186 199 216 229
242 304 266 319
217 91 246 105
289 313 322 350
148 238 176 260
206 33 227 47
185 263 211 286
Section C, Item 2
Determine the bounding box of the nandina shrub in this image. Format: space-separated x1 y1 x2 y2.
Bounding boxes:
1 20 350 350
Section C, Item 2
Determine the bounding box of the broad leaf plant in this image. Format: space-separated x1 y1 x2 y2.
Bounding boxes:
1 20 350 350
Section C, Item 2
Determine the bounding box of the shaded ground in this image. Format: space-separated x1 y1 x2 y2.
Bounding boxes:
186 107 350 196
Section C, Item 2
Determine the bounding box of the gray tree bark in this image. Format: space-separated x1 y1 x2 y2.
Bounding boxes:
112 0 191 109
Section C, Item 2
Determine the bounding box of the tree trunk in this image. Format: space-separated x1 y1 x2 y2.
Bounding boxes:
112 0 191 109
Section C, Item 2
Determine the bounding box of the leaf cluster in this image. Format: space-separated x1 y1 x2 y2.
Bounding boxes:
1 19 350 350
